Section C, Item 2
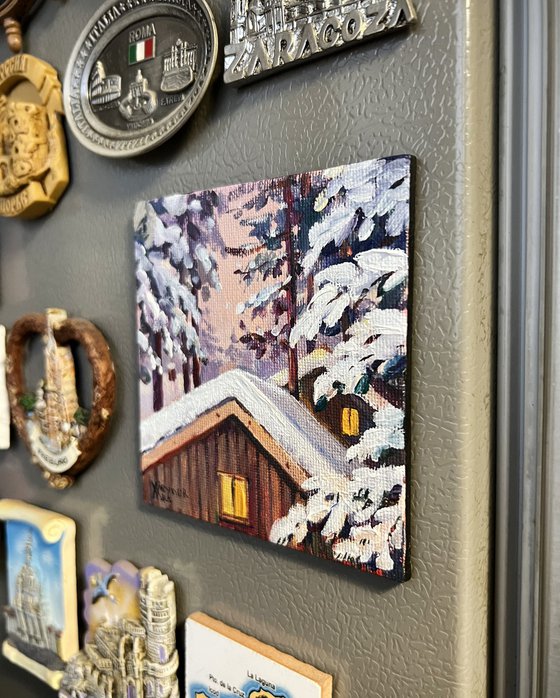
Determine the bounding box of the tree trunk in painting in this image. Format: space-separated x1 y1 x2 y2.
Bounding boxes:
183 351 191 393
153 330 163 412
283 178 299 400
192 337 201 387
340 309 351 342
192 290 201 388
306 273 316 355
339 240 353 341
297 171 317 356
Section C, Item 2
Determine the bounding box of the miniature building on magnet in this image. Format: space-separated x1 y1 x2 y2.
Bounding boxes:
59 567 179 698
161 39 197 93
89 62 122 106
40 309 80 450
3 533 62 658
230 0 386 42
230 0 286 41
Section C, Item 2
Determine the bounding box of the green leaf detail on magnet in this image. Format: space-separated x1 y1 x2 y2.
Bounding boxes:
19 392 36 412
314 395 328 412
74 407 90 426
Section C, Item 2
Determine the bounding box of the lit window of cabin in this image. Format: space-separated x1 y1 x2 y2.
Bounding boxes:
218 472 249 523
341 407 360 436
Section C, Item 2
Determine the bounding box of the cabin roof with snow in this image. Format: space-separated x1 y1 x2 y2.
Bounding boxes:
140 369 351 481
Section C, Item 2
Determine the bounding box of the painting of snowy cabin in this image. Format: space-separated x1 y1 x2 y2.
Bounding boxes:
134 156 413 581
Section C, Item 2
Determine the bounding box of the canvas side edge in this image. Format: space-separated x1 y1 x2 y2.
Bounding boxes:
403 154 417 582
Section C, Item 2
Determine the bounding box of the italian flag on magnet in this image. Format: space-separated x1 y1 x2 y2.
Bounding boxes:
129 37 156 65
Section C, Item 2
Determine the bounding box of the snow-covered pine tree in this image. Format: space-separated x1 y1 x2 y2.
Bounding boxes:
271 156 412 575
232 173 326 396
134 192 222 411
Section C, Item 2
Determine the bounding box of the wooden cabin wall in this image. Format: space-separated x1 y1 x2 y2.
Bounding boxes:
143 416 298 540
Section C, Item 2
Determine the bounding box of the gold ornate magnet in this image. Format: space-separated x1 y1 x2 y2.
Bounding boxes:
6 309 116 489
0 53 69 218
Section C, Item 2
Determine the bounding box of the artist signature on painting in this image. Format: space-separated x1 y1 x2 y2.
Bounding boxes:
150 480 188 504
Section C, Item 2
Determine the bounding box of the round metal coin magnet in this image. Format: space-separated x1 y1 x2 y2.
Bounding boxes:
63 0 218 157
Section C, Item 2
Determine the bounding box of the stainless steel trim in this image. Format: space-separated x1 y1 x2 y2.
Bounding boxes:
540 0 560 693
495 0 550 695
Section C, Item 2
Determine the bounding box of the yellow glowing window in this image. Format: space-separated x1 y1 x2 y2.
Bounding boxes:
218 473 249 523
341 407 360 436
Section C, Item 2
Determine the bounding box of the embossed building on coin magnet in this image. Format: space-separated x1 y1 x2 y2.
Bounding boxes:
64 0 218 157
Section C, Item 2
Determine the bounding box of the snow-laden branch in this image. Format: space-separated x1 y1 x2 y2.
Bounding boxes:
268 502 309 547
270 464 406 572
290 250 407 347
235 250 286 285
135 197 222 385
311 307 407 403
236 279 287 315
303 157 411 274
346 405 405 463
332 494 405 571
304 203 363 272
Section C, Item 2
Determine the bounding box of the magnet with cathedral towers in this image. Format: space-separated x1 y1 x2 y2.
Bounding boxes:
59 559 180 698
6 309 116 489
0 499 78 689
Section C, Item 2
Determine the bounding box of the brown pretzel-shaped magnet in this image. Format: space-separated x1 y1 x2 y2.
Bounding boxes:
1 0 38 53
6 309 115 488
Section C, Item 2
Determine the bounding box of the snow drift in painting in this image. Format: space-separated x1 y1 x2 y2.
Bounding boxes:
134 156 413 581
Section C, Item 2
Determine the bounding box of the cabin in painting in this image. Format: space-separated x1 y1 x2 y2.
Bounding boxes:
141 369 352 544
268 349 377 452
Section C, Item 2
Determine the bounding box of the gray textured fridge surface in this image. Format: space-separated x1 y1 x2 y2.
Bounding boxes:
0 1 495 696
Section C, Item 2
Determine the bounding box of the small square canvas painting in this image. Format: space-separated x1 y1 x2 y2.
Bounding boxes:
134 156 413 580
0 500 78 689
185 612 332 698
